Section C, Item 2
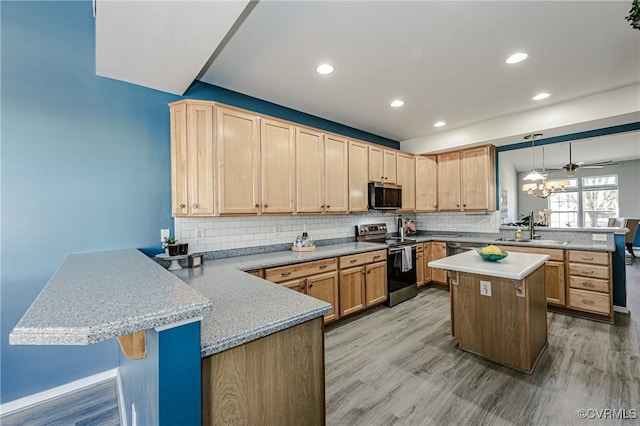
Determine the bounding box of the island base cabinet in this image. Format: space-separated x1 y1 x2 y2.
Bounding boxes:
202 317 325 426
451 267 547 373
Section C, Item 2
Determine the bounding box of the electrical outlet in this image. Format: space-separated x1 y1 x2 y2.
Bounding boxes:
160 228 170 243
480 280 492 297
196 227 205 240
274 224 281 234
592 234 607 242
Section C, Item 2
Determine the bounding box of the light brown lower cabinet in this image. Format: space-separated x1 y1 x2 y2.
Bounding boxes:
201 317 325 426
265 258 339 324
429 242 447 285
416 243 425 287
338 250 387 317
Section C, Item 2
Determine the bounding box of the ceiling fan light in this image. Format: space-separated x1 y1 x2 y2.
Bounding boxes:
522 183 538 192
506 52 528 64
532 92 550 101
523 169 543 181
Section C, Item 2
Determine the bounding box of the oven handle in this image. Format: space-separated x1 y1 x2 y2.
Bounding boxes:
388 245 417 254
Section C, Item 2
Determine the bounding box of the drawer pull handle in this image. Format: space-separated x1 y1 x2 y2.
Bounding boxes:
373 255 381 260
582 270 594 275
581 256 594 260
350 259 358 263
319 265 328 269
582 299 595 305
583 281 594 288
281 272 291 277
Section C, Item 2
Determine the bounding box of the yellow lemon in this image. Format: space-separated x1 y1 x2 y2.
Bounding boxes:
481 245 502 255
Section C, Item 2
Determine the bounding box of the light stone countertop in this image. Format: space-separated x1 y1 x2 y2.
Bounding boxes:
428 250 549 280
9 249 212 345
172 241 387 357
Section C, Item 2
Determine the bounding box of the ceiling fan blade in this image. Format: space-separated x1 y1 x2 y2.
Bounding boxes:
581 165 604 168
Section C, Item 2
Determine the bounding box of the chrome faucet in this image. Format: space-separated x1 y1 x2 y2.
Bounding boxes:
528 211 540 240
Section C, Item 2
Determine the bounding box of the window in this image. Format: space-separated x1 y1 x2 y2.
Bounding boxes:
548 175 618 227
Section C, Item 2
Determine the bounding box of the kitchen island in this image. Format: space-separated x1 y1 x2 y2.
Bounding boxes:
429 250 549 373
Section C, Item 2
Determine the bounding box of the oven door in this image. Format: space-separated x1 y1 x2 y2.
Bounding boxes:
386 246 417 306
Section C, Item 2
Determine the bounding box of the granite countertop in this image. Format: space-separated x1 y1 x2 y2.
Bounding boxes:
172 241 386 357
412 232 615 252
428 250 549 280
9 249 212 345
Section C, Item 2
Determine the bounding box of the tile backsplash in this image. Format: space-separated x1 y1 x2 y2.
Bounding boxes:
174 211 501 253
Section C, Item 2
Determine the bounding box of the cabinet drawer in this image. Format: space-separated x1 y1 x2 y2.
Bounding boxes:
339 250 385 269
568 250 609 266
416 243 424 253
569 276 609 294
568 263 609 280
568 289 610 315
265 258 337 283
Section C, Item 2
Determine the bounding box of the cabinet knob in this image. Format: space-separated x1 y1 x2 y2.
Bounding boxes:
327 205 331 208
264 203 268 208
321 204 325 208
463 204 466 207
179 204 186 209
456 204 460 207
192 203 198 209
367 270 371 275
308 283 313 288
299 284 305 290
255 203 260 208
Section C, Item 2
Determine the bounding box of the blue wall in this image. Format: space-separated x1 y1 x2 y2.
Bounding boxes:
0 1 396 403
0 1 178 403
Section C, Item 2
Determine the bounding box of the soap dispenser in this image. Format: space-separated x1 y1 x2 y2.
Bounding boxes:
515 227 523 241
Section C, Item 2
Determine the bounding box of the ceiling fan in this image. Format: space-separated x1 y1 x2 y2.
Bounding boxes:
551 142 617 176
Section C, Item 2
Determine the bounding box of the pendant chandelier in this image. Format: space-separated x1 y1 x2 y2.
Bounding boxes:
521 133 571 198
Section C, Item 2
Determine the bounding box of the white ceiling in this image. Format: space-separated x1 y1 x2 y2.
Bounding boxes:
96 1 640 143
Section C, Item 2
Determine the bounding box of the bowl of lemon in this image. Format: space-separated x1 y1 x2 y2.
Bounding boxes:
476 245 508 262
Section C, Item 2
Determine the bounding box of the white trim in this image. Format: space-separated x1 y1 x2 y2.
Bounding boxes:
0 368 118 415
614 305 630 314
154 316 202 332
116 368 128 426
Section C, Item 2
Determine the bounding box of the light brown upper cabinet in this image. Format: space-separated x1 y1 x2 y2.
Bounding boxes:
368 146 397 183
170 101 215 216
323 134 349 213
396 153 416 211
415 155 438 212
348 141 369 212
216 106 260 215
437 145 495 211
260 119 295 214
295 127 325 213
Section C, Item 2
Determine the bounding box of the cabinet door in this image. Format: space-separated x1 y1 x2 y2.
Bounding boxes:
461 146 495 211
437 151 461 211
365 261 387 307
170 102 189 216
186 103 215 216
383 149 397 183
396 153 415 211
216 107 260 215
545 261 565 306
280 278 306 293
306 271 339 323
324 134 349 213
424 242 432 283
348 141 369 212
368 145 384 183
415 155 438 212
430 242 447 284
261 119 295 214
416 250 425 287
338 267 365 316
296 127 324 213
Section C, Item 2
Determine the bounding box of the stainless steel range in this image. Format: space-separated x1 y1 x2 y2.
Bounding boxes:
355 223 418 307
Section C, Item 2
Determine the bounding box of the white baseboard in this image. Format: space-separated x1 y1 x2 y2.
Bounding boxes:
614 305 630 314
0 368 118 415
116 368 128 426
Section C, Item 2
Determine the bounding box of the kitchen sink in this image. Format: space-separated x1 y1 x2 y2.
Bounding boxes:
495 238 569 245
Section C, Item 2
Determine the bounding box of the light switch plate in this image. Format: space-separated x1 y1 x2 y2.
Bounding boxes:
480 280 492 297
160 228 170 243
592 234 607 242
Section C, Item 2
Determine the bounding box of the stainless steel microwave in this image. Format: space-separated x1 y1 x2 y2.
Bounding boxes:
368 182 402 210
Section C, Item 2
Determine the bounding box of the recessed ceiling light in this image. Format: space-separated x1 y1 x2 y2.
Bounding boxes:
433 121 446 128
390 100 404 108
505 52 528 64
532 92 550 101
316 64 334 75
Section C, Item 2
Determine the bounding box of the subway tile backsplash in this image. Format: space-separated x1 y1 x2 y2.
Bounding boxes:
174 211 501 253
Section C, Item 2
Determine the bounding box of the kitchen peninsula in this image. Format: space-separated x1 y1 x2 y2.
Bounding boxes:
429 250 549 373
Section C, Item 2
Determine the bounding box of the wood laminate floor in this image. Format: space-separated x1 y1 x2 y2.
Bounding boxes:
325 261 640 426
